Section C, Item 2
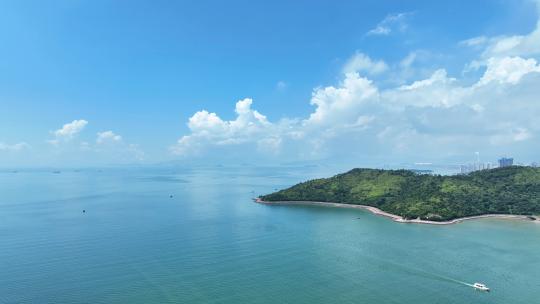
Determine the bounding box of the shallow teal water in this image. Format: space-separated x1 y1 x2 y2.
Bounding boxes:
1 166 539 303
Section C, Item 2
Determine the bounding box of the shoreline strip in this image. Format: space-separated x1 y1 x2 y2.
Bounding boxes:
254 198 538 225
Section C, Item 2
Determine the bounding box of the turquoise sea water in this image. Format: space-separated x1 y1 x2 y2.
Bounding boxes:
1 166 539 304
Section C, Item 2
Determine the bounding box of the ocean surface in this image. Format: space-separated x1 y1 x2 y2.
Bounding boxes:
1 165 539 304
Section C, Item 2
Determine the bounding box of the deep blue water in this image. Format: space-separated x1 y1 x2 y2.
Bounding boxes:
1 166 539 303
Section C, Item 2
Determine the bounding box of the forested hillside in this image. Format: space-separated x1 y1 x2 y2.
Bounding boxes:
260 167 540 221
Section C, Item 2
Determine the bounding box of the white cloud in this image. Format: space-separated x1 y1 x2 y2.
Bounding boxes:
460 1 540 59
477 56 540 86
398 69 455 91
399 52 417 69
173 53 540 162
0 142 30 152
459 36 488 48
43 120 144 164
171 98 278 156
51 119 88 142
342 52 388 75
188 111 227 134
305 73 378 126
368 26 391 36
482 27 540 58
367 12 412 36
92 131 144 162
382 69 465 108
96 131 122 144
172 8 540 163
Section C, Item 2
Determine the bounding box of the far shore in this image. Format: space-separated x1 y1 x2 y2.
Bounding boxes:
254 198 539 225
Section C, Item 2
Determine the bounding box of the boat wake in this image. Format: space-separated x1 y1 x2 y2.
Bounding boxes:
373 257 478 289
433 274 475 288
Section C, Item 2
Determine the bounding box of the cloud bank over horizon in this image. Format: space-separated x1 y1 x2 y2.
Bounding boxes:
171 5 540 164
2 1 540 167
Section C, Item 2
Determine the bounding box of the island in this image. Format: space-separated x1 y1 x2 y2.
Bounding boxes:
258 166 540 224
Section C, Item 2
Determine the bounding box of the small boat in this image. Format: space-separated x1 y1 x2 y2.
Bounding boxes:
473 283 490 292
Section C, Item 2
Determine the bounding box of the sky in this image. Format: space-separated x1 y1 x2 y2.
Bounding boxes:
1 0 540 167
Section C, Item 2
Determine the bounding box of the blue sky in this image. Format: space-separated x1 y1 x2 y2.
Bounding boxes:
1 0 540 167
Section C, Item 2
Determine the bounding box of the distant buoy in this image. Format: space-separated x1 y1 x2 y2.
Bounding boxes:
169 195 173 198
83 210 86 213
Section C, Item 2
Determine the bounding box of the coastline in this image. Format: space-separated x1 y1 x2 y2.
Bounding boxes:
254 198 539 225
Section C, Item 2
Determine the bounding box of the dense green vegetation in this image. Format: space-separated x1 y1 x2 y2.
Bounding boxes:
260 166 540 221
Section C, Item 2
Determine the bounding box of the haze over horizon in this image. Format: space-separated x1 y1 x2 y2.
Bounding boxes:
2 0 540 167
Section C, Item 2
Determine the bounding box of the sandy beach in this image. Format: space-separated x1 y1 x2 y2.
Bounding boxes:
254 198 539 225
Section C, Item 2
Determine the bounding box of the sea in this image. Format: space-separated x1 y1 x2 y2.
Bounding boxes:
1 165 539 303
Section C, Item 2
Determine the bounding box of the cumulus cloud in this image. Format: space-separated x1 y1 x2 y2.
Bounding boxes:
461 32 540 72
305 73 378 126
92 130 144 160
90 132 145 163
367 12 412 36
399 69 455 91
477 57 540 85
173 54 540 162
96 131 122 144
49 119 88 144
342 52 388 75
171 98 280 156
43 120 144 164
172 8 540 163
54 120 88 139
482 26 540 59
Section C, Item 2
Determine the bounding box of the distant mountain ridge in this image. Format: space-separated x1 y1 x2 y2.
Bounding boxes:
260 166 540 221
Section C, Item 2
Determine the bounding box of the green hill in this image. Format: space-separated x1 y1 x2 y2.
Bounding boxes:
260 166 540 221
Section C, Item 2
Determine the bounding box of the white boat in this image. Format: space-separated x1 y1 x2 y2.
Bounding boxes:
473 282 490 292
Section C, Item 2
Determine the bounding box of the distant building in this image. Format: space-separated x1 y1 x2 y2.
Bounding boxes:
498 157 514 168
459 162 495 174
